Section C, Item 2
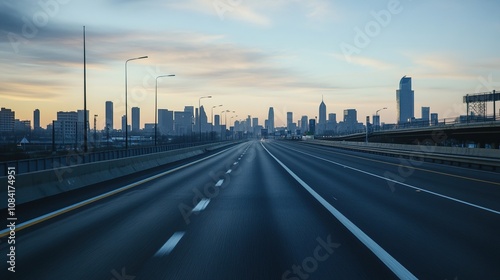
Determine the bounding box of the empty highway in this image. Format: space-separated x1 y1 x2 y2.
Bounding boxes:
1 140 499 279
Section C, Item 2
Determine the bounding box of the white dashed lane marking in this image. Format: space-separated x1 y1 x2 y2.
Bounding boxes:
192 199 210 212
155 231 185 257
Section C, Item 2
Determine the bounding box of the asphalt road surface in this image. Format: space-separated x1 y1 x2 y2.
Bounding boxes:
1 139 499 279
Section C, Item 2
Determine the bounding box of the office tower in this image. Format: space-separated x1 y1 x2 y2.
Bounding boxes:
77 110 89 143
174 111 193 136
421 107 430 121
268 107 274 133
121 115 129 132
301 115 308 133
158 109 174 135
318 96 326 134
33 109 40 130
246 115 251 132
56 111 78 143
214 115 220 126
131 107 140 132
105 101 113 130
328 113 337 123
431 113 438 125
252 118 258 128
0 108 15 132
373 115 381 128
396 76 414 124
309 119 316 134
343 109 357 125
287 112 293 131
199 106 208 132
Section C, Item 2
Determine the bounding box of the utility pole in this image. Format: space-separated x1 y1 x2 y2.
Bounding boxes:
94 114 98 148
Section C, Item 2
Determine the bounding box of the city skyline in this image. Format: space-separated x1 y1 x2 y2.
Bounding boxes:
1 1 500 128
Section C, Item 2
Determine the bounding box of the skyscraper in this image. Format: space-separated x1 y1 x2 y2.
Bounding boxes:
33 109 40 130
0 108 15 132
268 107 274 133
158 109 173 135
301 115 308 133
131 107 140 132
318 96 326 134
199 105 208 132
421 106 430 122
105 101 113 130
396 76 414 124
122 115 127 132
287 112 293 131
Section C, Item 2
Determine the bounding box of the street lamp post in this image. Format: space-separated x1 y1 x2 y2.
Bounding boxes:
155 74 175 146
375 107 388 130
198 96 212 141
125 55 148 150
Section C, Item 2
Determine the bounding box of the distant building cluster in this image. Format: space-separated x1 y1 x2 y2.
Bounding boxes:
0 76 466 147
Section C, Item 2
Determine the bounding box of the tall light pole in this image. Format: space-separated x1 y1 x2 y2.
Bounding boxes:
211 105 222 137
125 55 148 150
94 114 98 147
375 107 387 130
83 26 87 152
198 95 212 141
155 74 175 146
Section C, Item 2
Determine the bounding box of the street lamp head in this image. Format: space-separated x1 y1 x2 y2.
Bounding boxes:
139 56 148 59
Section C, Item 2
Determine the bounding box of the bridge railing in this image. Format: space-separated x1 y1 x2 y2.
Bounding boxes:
0 140 232 176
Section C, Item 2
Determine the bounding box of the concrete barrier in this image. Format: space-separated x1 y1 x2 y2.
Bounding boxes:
0 141 242 208
307 140 500 159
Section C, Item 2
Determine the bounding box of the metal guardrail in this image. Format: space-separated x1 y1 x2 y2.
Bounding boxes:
305 140 500 171
0 141 232 176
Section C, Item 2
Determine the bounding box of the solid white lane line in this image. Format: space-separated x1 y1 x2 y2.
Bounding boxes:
155 231 185 257
192 198 210 212
0 145 237 237
226 169 232 174
261 143 417 280
284 144 500 215
215 179 224 187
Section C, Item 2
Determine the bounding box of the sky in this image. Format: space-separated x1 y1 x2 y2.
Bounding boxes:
1 0 500 129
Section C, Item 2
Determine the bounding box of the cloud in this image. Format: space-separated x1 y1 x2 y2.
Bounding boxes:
329 53 394 70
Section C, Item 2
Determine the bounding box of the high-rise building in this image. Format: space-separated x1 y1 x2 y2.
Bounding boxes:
309 119 316 135
287 112 293 131
214 115 220 126
252 117 258 128
373 115 381 128
121 115 127 132
318 97 327 134
268 107 274 133
56 111 78 143
105 101 113 130
0 107 15 132
421 106 430 121
431 113 439 125
246 115 251 132
33 109 40 130
199 106 208 132
343 109 357 125
301 115 308 133
396 76 415 124
131 107 140 132
158 109 174 135
174 111 193 136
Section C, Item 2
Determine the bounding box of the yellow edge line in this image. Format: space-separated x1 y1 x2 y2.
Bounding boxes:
0 144 239 238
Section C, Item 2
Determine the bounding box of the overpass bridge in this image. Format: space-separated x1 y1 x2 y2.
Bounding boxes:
321 120 500 148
